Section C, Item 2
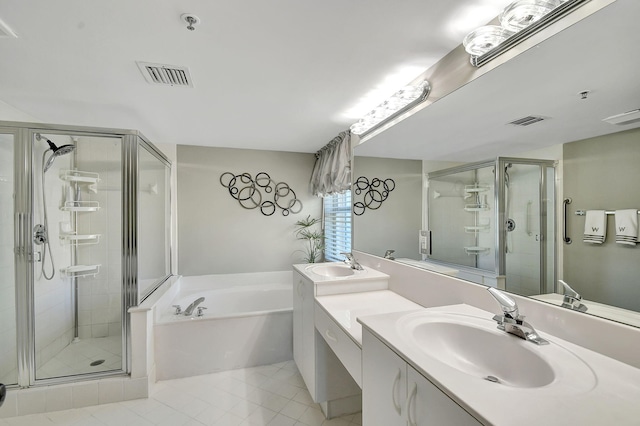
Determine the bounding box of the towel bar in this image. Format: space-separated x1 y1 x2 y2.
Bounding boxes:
575 210 640 216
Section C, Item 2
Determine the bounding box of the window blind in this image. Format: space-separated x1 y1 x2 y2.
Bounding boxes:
323 191 352 262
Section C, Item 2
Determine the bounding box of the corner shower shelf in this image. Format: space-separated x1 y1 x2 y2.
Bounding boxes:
464 246 490 255
464 204 490 212
59 233 102 245
464 184 490 193
60 170 100 194
61 264 101 278
464 225 490 233
61 201 101 212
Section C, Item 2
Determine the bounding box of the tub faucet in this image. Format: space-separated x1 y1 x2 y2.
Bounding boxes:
384 249 395 260
487 288 549 345
340 252 364 270
559 280 587 312
184 297 205 316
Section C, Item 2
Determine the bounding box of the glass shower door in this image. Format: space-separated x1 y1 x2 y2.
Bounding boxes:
502 161 555 296
32 132 124 380
0 132 18 386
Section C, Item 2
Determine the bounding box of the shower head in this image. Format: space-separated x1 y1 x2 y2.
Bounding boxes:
42 137 75 173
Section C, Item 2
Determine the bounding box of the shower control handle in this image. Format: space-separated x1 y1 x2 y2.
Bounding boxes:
33 224 47 245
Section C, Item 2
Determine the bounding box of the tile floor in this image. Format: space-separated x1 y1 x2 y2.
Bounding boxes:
0 361 362 426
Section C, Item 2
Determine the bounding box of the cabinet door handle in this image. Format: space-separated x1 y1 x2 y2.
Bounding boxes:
406 382 417 426
391 369 402 415
324 329 338 342
296 281 303 299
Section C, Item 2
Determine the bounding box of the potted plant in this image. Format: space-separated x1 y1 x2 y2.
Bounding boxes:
294 215 324 263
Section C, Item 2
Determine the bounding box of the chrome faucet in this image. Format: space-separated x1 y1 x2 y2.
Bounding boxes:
384 249 395 260
184 297 205 316
559 280 587 312
340 252 364 270
487 288 549 345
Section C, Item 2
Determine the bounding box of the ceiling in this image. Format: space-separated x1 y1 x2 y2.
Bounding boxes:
0 0 512 153
356 0 640 161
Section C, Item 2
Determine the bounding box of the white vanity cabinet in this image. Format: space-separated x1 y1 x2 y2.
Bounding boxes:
293 270 316 399
362 329 481 426
293 270 361 404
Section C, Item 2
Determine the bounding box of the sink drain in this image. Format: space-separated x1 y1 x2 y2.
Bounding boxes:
90 360 105 367
484 375 501 384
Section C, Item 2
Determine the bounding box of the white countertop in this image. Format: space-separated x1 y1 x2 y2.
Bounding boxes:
294 262 389 283
315 290 423 347
358 304 640 426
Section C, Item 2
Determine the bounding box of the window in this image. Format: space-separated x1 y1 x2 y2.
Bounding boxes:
323 191 352 262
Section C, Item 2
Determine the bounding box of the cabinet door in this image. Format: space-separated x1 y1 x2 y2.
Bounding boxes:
292 271 305 374
301 275 317 400
362 330 406 426
406 366 481 426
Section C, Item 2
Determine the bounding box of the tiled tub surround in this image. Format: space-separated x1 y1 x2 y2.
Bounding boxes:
153 272 294 380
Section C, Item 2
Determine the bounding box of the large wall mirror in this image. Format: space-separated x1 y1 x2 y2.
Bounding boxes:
352 0 640 328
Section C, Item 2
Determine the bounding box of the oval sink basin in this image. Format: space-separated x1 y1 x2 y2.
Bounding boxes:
396 311 596 392
411 321 554 388
308 264 357 277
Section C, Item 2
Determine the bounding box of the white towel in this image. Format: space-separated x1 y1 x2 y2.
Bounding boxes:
583 210 606 244
615 209 638 246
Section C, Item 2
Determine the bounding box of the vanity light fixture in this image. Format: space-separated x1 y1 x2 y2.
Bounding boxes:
464 0 591 67
350 79 431 138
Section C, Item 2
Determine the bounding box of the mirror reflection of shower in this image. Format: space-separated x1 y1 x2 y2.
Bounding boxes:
34 133 75 280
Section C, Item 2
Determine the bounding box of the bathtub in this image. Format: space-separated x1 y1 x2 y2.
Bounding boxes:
153 271 293 380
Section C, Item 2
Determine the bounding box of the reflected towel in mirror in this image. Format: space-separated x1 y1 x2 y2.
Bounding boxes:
614 209 638 246
583 210 606 244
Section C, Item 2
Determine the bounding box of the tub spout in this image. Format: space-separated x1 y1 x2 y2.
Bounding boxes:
184 297 205 316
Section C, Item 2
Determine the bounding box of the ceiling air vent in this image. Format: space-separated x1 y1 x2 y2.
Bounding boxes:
136 61 193 87
508 116 545 126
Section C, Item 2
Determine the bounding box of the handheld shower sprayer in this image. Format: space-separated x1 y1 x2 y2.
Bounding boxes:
34 133 76 280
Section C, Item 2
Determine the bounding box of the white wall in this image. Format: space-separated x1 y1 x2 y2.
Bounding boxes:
177 145 321 275
0 99 40 122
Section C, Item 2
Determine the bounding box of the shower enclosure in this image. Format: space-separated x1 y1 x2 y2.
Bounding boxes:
0 121 171 389
426 157 556 296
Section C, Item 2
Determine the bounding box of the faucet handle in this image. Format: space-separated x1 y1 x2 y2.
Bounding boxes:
487 288 519 318
340 252 353 260
559 280 581 300
172 305 182 315
196 306 207 317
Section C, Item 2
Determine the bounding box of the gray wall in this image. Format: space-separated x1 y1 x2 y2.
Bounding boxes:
177 145 320 275
353 156 422 260
563 128 640 311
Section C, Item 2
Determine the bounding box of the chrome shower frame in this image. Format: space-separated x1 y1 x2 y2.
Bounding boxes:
1 120 172 388
426 157 557 295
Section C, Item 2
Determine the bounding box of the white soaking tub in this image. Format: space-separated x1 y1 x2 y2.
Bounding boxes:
153 271 293 380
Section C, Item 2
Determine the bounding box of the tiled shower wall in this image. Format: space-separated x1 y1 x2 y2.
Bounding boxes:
34 136 74 371
76 137 122 339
